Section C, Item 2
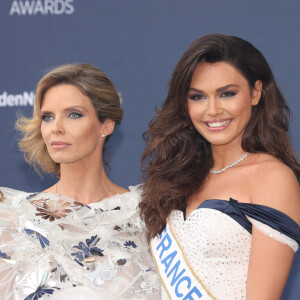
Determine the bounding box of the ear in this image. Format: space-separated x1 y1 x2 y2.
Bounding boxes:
251 80 262 106
100 119 115 137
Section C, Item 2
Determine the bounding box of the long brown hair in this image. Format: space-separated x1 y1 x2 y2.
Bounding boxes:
140 33 300 240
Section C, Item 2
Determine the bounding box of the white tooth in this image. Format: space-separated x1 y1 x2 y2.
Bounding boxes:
207 120 230 128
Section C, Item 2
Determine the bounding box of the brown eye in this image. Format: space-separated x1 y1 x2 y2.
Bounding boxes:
220 91 236 98
189 94 206 101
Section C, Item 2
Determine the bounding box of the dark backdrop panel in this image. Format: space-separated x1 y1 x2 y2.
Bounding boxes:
0 1 299 298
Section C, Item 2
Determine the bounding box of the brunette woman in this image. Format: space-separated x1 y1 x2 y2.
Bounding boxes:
140 34 300 300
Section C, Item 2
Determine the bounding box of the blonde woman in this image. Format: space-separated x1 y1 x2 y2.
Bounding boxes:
0 64 159 300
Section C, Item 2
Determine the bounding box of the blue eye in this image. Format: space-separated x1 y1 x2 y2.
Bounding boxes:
68 112 82 119
220 91 236 98
41 114 54 122
189 94 206 101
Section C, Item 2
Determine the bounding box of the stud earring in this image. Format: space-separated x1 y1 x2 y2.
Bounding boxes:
101 134 105 138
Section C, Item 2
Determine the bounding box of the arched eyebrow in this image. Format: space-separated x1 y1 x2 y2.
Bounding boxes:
189 84 240 93
40 106 89 114
216 84 239 92
63 106 89 113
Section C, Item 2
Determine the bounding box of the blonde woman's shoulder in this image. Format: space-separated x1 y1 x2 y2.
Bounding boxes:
0 186 31 205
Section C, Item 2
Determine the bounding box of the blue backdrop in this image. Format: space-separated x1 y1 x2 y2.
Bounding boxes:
0 1 299 298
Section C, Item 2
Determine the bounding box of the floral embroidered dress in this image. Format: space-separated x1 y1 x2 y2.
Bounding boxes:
0 186 160 300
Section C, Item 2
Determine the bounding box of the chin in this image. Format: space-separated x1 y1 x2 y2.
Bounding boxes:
205 138 234 146
49 155 72 164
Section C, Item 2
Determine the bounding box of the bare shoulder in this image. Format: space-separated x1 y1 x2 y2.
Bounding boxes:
111 182 130 195
250 153 300 224
42 184 56 193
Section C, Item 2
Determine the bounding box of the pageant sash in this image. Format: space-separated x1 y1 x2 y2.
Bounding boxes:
150 217 216 300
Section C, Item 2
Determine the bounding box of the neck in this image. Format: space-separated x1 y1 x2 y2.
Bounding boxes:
211 142 246 170
57 159 115 205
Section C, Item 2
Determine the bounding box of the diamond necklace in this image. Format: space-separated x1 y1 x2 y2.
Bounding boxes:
209 152 249 174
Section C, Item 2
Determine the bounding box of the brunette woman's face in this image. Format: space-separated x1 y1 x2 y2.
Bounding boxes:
40 84 112 165
187 62 261 149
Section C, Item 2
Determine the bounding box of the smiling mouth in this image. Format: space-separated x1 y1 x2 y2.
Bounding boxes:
206 120 232 128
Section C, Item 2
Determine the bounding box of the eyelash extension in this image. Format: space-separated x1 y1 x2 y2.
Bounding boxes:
188 90 237 101
41 114 53 122
68 111 83 119
220 91 237 98
189 94 206 101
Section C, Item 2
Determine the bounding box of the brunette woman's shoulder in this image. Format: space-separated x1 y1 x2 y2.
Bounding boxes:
251 153 300 224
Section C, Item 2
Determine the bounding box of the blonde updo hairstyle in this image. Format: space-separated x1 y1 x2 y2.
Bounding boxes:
16 63 123 177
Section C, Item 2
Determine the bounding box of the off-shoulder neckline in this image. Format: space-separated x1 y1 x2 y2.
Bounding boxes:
193 198 300 227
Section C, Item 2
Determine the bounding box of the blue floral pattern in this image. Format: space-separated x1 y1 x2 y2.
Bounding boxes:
0 250 10 259
24 286 60 300
0 186 160 299
124 240 137 249
24 228 50 249
72 235 104 268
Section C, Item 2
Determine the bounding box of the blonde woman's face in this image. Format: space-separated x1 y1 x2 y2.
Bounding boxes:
40 84 110 165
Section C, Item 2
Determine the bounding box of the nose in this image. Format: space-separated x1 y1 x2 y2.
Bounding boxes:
52 117 65 135
207 97 222 116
